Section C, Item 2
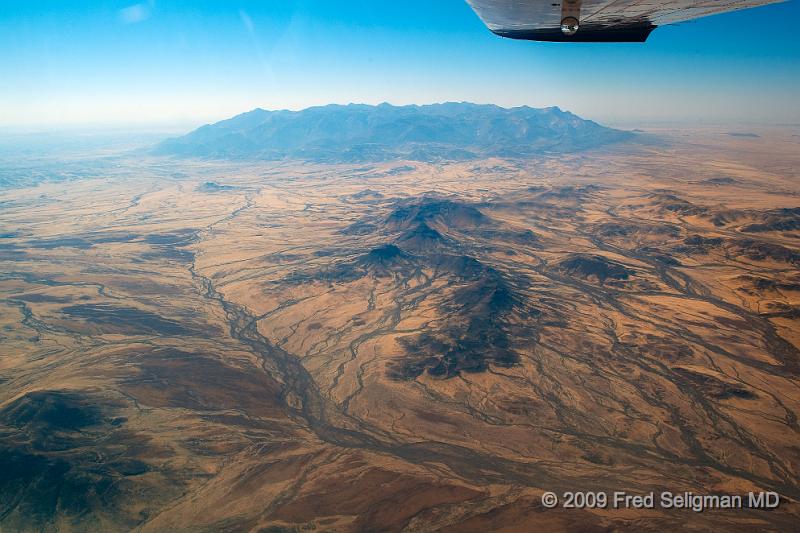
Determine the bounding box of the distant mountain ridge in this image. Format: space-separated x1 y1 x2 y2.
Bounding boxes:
154 102 633 162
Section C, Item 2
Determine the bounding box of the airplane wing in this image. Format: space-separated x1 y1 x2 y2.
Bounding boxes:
465 0 785 42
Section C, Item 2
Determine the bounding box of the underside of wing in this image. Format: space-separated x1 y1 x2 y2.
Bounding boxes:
466 0 785 42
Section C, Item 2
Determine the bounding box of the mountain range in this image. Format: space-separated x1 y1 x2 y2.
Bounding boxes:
154 102 633 162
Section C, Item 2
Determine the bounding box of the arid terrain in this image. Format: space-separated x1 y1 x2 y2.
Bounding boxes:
1 127 799 531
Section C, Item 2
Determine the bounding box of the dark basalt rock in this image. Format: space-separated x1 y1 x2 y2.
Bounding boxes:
27 237 94 249
350 188 384 200
596 223 634 237
143 230 196 246
19 233 142 252
395 222 453 253
390 320 517 380
732 239 799 265
282 245 416 284
0 390 166 530
535 184 600 201
392 324 517 380
332 245 418 280
385 198 488 232
360 244 409 265
340 221 377 236
740 208 800 233
88 232 141 244
652 254 681 266
61 304 194 336
683 235 724 247
450 269 517 314
736 275 800 292
388 266 525 380
709 211 742 227
140 247 195 262
10 293 73 303
429 254 486 279
197 181 237 192
674 368 757 401
0 390 104 434
596 222 680 238
637 247 682 266
138 230 197 263
703 176 736 185
651 193 707 216
673 235 726 255
557 254 634 283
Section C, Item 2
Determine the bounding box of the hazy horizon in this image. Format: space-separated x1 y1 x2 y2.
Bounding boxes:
2 0 799 128
2 101 798 137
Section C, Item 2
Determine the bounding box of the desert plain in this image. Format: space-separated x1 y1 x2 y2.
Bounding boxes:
1 127 799 531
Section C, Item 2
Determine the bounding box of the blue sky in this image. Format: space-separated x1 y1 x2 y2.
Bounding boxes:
1 0 798 127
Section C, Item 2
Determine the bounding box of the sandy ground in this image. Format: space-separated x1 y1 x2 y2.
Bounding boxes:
0 127 799 531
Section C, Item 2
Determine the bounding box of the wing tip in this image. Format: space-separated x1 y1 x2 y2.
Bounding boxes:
491 24 656 43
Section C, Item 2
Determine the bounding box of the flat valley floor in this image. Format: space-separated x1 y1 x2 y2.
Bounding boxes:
1 128 799 531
